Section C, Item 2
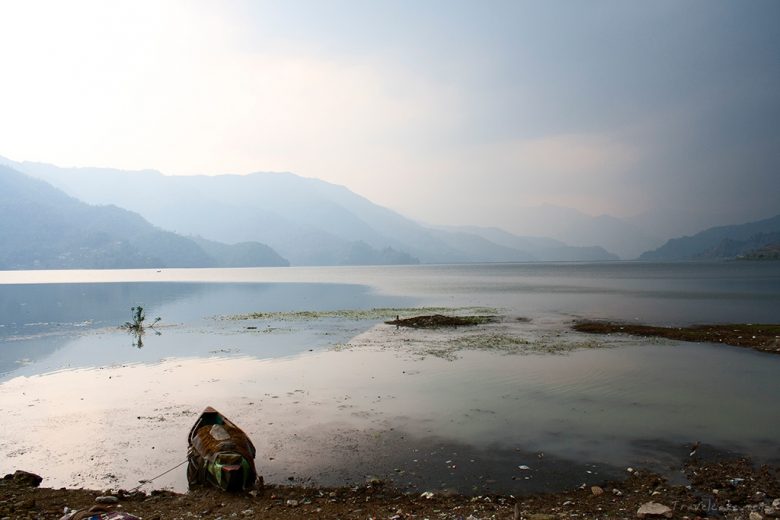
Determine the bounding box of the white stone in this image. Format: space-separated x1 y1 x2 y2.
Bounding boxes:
637 501 673 518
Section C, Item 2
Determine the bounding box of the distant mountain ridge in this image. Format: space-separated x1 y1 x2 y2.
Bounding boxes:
639 214 780 261
505 204 664 260
739 241 780 261
0 165 289 269
696 232 780 260
2 157 621 265
433 225 618 262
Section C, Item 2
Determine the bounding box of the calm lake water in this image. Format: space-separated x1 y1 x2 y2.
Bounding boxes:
1 262 779 494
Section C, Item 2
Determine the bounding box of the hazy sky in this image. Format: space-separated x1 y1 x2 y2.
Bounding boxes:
1 1 778 228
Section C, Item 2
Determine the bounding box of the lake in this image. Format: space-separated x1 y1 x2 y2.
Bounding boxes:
1 262 779 494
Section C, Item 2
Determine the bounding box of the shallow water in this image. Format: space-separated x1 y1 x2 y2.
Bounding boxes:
1 262 779 494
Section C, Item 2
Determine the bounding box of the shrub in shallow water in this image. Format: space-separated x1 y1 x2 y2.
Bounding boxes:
121 306 161 348
123 306 159 331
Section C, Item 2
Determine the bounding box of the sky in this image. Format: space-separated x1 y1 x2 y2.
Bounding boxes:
0 0 778 230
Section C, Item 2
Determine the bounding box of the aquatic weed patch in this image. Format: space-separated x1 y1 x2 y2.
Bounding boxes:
447 333 531 351
218 307 500 322
422 333 534 361
441 333 607 359
336 318 611 361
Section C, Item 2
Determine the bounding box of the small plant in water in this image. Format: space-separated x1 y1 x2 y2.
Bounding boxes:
122 306 161 331
121 306 161 348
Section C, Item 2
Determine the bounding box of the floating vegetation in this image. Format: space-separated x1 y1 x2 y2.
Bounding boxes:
411 333 533 361
335 319 610 361
447 333 531 350
219 306 621 361
414 333 606 360
219 307 500 322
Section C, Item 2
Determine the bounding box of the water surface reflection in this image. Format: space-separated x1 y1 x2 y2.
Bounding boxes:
1 263 779 493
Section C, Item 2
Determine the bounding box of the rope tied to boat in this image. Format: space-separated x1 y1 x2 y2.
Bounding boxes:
129 459 188 493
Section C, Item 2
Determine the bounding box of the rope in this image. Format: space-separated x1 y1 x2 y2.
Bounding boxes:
129 459 188 493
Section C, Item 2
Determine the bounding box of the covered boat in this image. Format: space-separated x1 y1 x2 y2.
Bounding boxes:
187 406 258 491
61 510 140 520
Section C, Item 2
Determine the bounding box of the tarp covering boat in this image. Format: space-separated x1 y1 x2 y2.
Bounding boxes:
60 511 140 520
186 406 258 491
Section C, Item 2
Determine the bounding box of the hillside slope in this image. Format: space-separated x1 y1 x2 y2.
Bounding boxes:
6 158 620 265
0 165 289 269
639 214 780 261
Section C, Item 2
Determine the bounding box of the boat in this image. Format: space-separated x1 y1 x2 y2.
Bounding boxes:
186 406 258 491
60 509 140 520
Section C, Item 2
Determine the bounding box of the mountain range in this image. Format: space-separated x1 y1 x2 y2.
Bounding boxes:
4 156 775 267
639 214 780 261
1 157 619 266
0 165 288 269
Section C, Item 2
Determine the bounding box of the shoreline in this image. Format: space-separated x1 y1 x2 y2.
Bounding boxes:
4 454 779 519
